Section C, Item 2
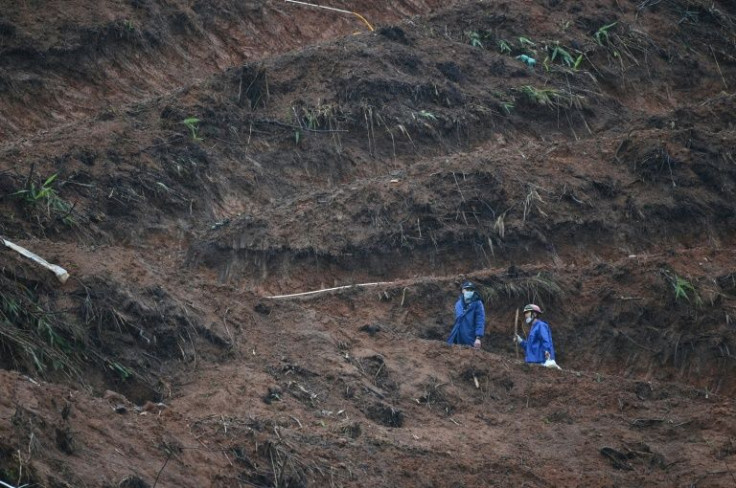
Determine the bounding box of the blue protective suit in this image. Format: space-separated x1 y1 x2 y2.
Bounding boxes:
520 319 555 363
446 293 486 346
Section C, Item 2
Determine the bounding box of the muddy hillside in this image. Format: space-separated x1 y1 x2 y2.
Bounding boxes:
1 0 736 486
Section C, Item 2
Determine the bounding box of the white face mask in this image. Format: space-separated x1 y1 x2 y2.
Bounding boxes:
463 290 474 300
525 316 533 324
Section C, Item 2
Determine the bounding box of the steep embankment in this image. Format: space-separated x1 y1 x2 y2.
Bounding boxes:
1 1 736 487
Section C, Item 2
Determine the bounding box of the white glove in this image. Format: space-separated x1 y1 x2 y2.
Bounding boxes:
543 358 562 370
473 338 481 349
515 334 524 344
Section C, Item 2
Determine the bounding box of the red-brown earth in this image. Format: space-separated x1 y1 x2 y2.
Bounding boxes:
1 0 736 486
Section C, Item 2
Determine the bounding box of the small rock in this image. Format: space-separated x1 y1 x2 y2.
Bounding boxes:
103 390 128 404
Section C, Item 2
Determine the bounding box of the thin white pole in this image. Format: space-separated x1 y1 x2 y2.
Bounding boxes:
267 281 393 299
283 0 374 31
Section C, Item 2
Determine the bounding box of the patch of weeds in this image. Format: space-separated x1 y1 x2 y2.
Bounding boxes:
0 281 85 381
11 171 75 225
296 101 346 137
483 272 563 307
519 85 585 109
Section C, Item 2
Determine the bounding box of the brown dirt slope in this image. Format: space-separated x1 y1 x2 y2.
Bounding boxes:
1 0 736 486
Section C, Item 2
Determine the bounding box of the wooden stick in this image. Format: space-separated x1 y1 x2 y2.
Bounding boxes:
514 308 520 359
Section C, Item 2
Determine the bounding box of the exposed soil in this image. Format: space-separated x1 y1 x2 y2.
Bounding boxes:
1 0 736 486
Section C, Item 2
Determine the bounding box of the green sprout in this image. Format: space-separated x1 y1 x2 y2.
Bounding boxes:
662 270 703 306
518 36 536 48
468 31 483 48
497 39 512 54
573 54 584 70
182 117 202 142
594 22 618 46
550 45 575 67
671 275 699 304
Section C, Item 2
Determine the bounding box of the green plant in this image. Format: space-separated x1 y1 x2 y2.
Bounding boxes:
416 110 437 120
661 270 702 306
519 36 536 48
2 296 21 318
573 54 584 70
549 45 575 67
13 173 59 203
672 275 701 305
519 85 584 109
594 22 618 46
497 39 512 54
520 85 558 105
298 102 342 131
0 288 82 379
109 361 133 380
36 313 66 349
501 101 515 114
182 117 202 141
12 172 74 223
468 31 483 48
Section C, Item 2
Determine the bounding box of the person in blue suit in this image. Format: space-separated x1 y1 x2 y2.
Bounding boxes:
515 304 557 365
447 281 486 349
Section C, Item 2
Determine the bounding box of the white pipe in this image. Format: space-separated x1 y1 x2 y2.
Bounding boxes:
284 0 352 15
0 480 25 488
283 0 374 31
267 281 393 299
1 238 69 284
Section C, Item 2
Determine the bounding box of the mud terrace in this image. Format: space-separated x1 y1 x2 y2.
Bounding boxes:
1 1 736 486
